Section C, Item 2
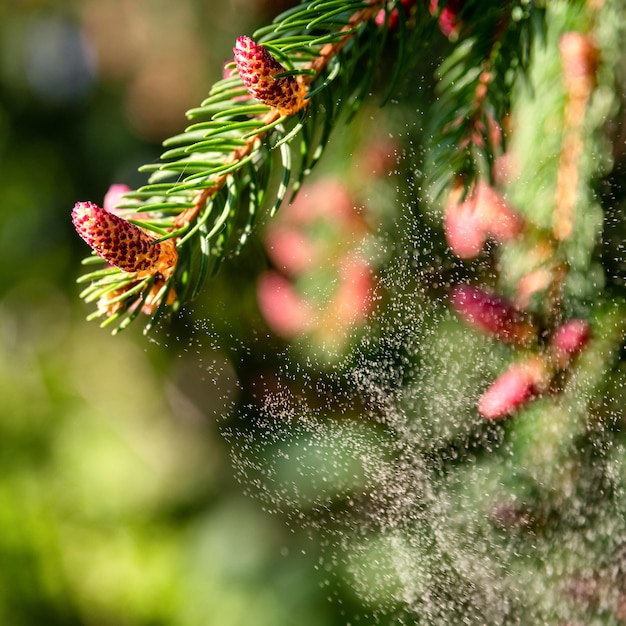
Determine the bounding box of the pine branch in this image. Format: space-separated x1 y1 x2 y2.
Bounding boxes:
72 0 545 333
425 0 545 199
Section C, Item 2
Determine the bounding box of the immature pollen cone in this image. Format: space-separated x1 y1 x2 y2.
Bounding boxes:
72 201 177 278
478 357 547 420
233 35 307 115
549 318 591 369
429 0 464 39
444 181 524 259
450 285 536 346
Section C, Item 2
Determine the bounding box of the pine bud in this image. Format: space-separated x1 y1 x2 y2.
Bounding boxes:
429 0 464 39
257 271 312 337
443 187 486 259
72 201 177 277
478 357 547 420
475 181 524 243
450 285 536 345
444 181 524 259
233 36 307 115
375 0 416 30
549 318 591 369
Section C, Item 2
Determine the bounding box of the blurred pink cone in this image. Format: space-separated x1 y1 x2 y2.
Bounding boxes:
103 184 131 213
264 226 316 276
288 178 356 223
550 318 591 369
257 271 312 337
72 201 177 278
263 179 363 275
444 189 486 258
444 181 524 259
474 181 524 243
479 358 547 419
450 284 536 345
429 0 464 38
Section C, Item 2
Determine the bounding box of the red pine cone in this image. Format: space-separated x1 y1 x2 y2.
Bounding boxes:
233 36 307 115
72 201 177 277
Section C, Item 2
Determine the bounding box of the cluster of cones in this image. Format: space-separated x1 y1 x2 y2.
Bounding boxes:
444 25 599 420
450 283 590 420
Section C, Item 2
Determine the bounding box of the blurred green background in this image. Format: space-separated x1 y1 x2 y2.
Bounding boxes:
3 1 626 625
